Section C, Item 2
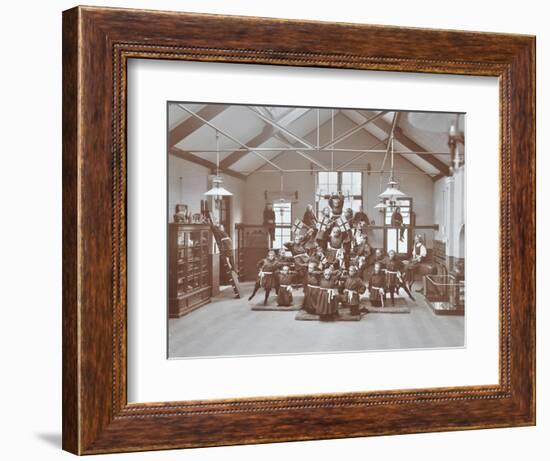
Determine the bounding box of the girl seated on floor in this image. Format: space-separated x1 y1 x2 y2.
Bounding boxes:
317 267 341 321
339 265 367 316
302 262 321 314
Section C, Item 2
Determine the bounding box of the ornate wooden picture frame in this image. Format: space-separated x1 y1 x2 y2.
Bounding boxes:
62 6 535 455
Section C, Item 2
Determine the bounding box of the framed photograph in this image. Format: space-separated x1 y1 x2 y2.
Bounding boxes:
62 6 535 455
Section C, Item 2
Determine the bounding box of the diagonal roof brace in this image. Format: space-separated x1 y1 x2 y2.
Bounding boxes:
176 104 284 172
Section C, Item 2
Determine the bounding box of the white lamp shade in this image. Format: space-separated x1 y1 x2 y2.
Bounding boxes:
205 175 233 197
374 201 386 209
205 186 233 197
379 186 406 198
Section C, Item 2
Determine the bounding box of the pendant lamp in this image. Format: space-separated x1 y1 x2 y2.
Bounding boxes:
378 136 406 200
204 131 233 201
379 179 406 198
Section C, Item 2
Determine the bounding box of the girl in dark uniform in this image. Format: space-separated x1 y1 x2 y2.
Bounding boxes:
355 255 369 282
276 265 294 307
302 262 321 314
317 268 341 320
326 191 345 218
309 245 327 270
302 204 317 229
248 250 279 305
368 262 386 307
211 224 235 270
368 248 386 276
263 203 276 245
391 206 405 242
285 229 314 261
315 206 332 249
284 233 311 282
341 208 355 267
352 206 370 228
326 227 344 267
340 265 367 315
352 232 371 261
384 250 415 305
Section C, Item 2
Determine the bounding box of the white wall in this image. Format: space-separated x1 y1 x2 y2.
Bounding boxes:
168 156 245 246
2 1 546 461
244 113 435 248
168 155 209 220
433 167 465 258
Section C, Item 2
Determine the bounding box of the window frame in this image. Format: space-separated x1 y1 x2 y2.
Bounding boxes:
316 171 363 217
383 197 413 256
272 201 292 250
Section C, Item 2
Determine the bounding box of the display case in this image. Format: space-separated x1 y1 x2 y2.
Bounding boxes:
168 224 211 318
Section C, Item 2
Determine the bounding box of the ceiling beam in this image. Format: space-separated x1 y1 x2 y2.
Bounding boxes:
393 126 450 177
220 108 311 169
250 110 338 175
247 107 315 149
319 110 388 149
359 110 450 177
169 146 246 181
272 134 328 171
168 104 228 148
219 125 275 169
340 111 434 179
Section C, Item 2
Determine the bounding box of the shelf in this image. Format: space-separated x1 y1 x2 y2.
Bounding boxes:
169 223 212 318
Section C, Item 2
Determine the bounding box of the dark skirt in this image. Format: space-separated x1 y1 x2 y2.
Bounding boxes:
317 288 339 315
385 271 400 291
341 289 361 307
219 238 232 253
277 285 294 306
303 285 320 313
260 272 276 290
369 286 384 306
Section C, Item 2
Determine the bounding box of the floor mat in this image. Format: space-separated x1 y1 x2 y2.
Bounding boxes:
365 305 411 313
295 310 363 321
251 305 301 311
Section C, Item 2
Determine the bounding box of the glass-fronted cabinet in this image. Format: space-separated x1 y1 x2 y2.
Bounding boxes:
169 224 211 318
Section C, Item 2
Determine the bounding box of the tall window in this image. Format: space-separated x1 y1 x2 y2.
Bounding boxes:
384 197 412 255
272 202 292 250
316 171 362 217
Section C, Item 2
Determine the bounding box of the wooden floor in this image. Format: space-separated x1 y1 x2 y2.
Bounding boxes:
168 282 465 358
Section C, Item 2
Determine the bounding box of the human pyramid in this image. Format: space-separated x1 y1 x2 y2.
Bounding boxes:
248 192 417 320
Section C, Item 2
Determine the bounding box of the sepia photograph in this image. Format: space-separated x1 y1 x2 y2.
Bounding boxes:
167 102 466 358
54 3 537 455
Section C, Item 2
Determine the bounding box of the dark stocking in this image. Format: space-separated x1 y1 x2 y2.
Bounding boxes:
263 288 271 306
248 281 261 301
401 284 416 301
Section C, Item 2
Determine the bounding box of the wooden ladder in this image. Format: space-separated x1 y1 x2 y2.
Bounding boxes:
221 254 241 299
206 212 241 299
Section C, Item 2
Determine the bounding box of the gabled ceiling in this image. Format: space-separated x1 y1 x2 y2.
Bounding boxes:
168 102 463 181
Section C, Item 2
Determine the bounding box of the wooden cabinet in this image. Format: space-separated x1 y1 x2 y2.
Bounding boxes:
168 224 211 318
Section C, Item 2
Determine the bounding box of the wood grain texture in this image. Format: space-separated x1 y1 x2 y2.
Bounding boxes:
62 7 79 454
62 5 536 455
